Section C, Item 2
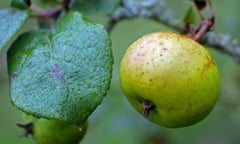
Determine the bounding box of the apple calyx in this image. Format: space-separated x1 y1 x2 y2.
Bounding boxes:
17 122 34 137
143 100 155 117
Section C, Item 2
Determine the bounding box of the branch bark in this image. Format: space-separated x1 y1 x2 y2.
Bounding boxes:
107 0 240 62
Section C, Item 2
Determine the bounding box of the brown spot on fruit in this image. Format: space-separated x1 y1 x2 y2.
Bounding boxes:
166 107 175 112
201 56 215 78
158 42 164 46
147 39 153 44
163 48 168 51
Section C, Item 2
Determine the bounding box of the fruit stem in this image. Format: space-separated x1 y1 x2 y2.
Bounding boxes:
143 100 155 117
183 0 215 41
193 0 215 41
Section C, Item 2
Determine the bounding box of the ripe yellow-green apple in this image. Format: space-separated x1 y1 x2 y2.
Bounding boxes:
120 32 220 128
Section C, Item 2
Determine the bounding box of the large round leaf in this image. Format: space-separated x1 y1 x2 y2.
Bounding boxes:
7 12 113 124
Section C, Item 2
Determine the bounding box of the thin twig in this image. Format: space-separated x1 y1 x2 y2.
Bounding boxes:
107 0 240 63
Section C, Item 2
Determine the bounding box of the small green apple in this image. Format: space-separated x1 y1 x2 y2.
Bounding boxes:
33 119 87 144
18 113 87 143
120 32 220 128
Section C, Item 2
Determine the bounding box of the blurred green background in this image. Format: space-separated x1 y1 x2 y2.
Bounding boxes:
1 0 240 144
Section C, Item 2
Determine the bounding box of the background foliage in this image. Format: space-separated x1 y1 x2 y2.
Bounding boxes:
1 0 240 144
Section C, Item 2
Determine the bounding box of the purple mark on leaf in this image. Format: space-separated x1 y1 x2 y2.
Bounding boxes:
61 46 67 52
27 61 32 67
51 64 66 84
11 72 17 80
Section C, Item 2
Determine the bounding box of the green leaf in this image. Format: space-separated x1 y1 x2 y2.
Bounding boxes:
8 12 113 124
0 9 29 52
183 6 197 24
10 0 31 9
71 0 120 14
